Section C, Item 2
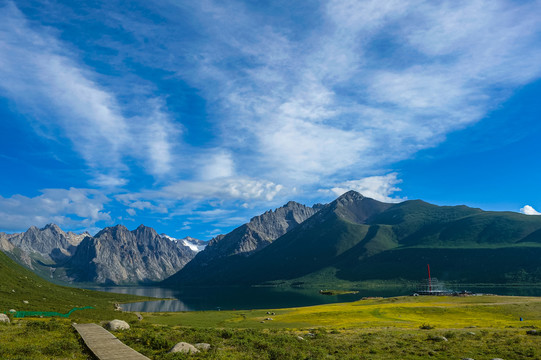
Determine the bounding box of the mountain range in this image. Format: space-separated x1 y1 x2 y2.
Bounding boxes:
0 224 205 284
172 200 323 283
165 191 541 286
2 191 541 287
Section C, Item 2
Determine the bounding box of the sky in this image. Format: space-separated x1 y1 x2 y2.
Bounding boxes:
0 0 540 239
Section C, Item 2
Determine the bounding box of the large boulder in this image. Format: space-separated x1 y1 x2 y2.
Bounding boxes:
195 343 211 351
169 342 200 354
0 314 10 324
106 319 130 331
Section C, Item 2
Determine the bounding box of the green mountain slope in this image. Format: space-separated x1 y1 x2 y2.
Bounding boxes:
165 191 541 287
0 250 145 320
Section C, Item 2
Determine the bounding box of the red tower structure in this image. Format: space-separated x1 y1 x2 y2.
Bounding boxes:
427 264 432 292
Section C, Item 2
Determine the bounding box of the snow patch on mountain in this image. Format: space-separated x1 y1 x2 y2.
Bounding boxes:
160 234 207 252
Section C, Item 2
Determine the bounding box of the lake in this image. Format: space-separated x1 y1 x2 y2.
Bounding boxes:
92 284 541 312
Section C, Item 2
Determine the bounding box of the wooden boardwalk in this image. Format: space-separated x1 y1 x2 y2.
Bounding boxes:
73 323 150 360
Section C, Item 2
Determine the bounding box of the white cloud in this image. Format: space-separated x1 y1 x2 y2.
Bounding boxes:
2 1 541 234
0 2 180 181
198 151 235 180
114 177 287 222
520 205 541 216
161 177 284 202
120 200 168 214
323 173 405 203
0 188 111 231
89 174 128 188
158 0 541 185
126 208 136 216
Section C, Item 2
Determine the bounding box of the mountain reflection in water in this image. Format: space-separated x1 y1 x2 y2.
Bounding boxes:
89 285 541 312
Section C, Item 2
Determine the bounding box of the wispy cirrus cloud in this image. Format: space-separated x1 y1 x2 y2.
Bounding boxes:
118 177 285 207
156 0 541 186
0 2 180 183
1 0 540 235
0 188 111 231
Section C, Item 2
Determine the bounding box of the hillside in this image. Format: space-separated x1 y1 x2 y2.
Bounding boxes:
0 249 147 320
165 191 541 286
167 200 322 285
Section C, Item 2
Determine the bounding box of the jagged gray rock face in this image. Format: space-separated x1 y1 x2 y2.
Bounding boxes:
0 224 198 285
0 232 14 252
199 201 320 262
67 224 197 284
165 201 322 285
5 224 86 264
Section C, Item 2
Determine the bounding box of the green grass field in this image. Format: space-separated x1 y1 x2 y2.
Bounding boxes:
2 295 541 359
143 295 541 329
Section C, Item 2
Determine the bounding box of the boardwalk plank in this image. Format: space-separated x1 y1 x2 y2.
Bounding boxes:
73 323 150 360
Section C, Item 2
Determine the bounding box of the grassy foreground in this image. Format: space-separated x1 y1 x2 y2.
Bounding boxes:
0 249 150 359
0 249 152 322
2 295 541 359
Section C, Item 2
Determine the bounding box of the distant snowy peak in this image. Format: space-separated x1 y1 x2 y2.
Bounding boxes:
160 234 207 252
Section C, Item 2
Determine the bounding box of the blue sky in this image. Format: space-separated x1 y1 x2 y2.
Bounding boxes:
1 0 540 239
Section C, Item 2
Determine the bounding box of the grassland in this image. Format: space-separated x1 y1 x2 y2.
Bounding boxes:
2 295 541 359
142 295 541 330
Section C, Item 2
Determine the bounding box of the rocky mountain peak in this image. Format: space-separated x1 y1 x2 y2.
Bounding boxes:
133 224 159 239
42 223 63 233
67 224 198 284
284 200 302 208
172 201 323 284
95 224 130 238
336 190 365 202
327 191 392 224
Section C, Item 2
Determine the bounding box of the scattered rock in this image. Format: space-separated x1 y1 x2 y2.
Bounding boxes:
527 329 540 336
114 303 122 311
428 335 448 342
106 319 130 331
306 333 316 338
260 321 265 323
462 358 475 360
490 358 504 360
135 312 143 321
467 332 476 336
0 314 10 324
22 300 29 304
296 336 305 341
169 342 200 354
195 343 211 351
8 309 16 313
265 318 274 321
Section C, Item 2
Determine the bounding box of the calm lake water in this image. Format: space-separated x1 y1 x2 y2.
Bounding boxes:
92 285 541 312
